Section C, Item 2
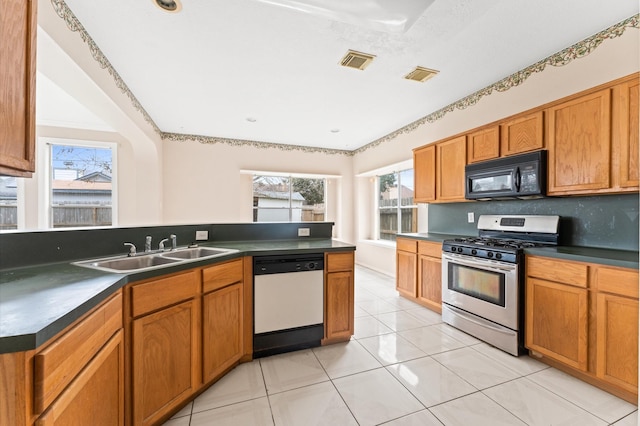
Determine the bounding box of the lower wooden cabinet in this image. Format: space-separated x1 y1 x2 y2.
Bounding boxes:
324 251 355 343
129 271 201 426
525 255 639 402
416 241 442 313
36 330 124 426
396 238 442 313
202 259 244 384
396 238 417 298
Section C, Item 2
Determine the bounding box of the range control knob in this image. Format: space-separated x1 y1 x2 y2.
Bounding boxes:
450 246 457 252
457 247 463 253
487 252 494 258
471 249 477 255
495 253 502 260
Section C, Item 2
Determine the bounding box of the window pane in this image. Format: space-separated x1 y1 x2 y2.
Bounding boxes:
400 207 417 234
0 177 18 230
379 172 398 208
50 145 113 228
253 175 326 223
379 208 397 241
399 169 414 207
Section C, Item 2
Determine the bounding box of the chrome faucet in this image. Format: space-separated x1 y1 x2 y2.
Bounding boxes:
158 238 169 251
124 242 136 257
170 234 177 251
145 235 152 253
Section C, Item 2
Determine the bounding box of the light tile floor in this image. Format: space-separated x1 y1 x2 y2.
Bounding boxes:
164 266 638 426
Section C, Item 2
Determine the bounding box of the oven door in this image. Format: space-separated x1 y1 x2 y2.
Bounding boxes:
441 252 519 329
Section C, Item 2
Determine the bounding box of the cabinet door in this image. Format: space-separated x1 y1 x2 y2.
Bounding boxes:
417 255 441 313
202 283 243 384
396 250 417 298
436 135 467 201
547 89 612 194
467 126 499 163
36 331 124 426
414 145 436 202
500 111 544 156
616 79 639 189
325 271 354 341
132 299 200 426
596 293 638 394
525 277 588 371
0 0 36 177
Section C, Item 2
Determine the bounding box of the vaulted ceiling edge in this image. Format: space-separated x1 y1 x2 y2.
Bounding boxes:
49 0 638 157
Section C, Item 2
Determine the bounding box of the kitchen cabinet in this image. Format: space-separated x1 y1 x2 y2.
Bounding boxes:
500 111 544 156
467 125 500 163
613 78 639 190
416 241 442 313
436 135 467 202
202 259 244 384
396 238 417 298
525 255 638 403
413 145 436 203
129 271 200 426
323 251 355 344
0 290 123 426
0 0 37 177
546 89 612 194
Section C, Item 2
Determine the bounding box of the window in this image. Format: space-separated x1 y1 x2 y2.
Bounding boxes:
49 142 115 228
253 174 325 222
0 176 18 230
378 169 417 241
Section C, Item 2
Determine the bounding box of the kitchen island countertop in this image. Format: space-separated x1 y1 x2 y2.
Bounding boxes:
0 239 355 354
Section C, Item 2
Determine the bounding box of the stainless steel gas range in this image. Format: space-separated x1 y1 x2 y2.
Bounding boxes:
441 214 560 356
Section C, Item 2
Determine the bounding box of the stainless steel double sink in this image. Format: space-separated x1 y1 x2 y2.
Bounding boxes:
74 246 238 273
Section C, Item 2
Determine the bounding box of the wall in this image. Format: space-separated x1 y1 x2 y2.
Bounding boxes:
352 29 640 276
161 140 355 242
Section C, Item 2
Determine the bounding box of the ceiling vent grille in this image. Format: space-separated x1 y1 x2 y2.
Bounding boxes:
404 66 439 82
340 50 375 70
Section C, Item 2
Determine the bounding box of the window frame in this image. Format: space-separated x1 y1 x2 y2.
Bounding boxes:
43 138 118 229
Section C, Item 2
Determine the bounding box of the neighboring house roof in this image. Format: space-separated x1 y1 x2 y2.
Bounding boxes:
52 180 112 191
77 171 112 182
381 184 414 200
254 190 305 201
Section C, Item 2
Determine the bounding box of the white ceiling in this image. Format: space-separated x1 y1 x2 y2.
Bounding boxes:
54 0 638 151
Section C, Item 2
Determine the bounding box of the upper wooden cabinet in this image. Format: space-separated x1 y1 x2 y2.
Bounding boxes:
613 78 639 190
500 111 544 156
467 126 500 163
436 135 467 202
413 145 436 203
547 89 612 195
0 0 37 177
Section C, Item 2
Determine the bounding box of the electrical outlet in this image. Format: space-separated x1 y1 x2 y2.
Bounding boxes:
298 228 310 237
467 212 475 223
195 230 208 240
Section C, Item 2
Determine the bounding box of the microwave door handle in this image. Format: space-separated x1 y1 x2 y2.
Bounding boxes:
514 167 521 192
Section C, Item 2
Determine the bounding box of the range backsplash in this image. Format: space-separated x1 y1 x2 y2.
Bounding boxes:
428 194 639 251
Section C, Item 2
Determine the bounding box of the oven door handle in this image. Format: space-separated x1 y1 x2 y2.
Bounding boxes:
442 253 516 273
445 304 516 335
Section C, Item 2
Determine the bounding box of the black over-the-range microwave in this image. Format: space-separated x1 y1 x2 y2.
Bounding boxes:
465 150 547 200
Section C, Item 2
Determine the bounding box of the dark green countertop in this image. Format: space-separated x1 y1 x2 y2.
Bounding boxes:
0 239 355 354
398 233 639 269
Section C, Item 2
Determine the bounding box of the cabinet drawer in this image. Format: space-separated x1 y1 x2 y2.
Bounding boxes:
595 266 639 299
397 238 417 253
130 270 199 318
418 241 441 258
34 291 122 413
203 259 243 293
526 256 588 288
326 251 354 272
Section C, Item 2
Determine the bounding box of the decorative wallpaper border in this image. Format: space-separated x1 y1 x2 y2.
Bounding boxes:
50 0 638 157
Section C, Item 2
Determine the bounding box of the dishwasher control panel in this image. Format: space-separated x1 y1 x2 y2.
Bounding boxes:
253 253 324 275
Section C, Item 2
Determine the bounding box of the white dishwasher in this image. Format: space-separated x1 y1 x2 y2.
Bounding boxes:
253 253 324 358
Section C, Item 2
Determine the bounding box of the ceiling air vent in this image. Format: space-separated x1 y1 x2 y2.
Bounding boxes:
404 66 439 82
340 50 375 71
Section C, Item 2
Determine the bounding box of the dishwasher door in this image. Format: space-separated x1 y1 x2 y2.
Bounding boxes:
254 270 324 333
253 254 325 358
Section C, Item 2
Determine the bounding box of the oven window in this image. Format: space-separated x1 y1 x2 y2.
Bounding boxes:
471 174 512 193
448 263 506 306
